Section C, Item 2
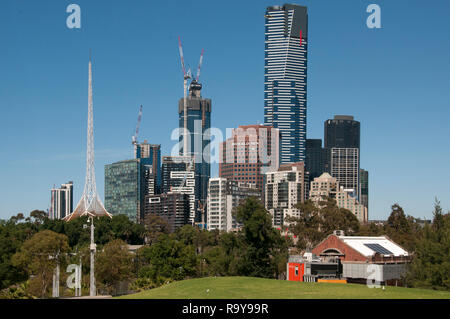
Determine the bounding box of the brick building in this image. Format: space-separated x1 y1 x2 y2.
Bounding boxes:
312 233 411 285
219 124 280 199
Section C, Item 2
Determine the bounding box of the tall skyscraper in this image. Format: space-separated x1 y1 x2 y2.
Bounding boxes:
264 4 308 164
50 182 73 220
178 80 211 214
324 115 360 149
324 115 361 201
105 159 147 222
219 124 280 198
135 141 161 193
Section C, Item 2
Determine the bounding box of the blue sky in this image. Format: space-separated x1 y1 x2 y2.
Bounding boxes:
0 0 449 220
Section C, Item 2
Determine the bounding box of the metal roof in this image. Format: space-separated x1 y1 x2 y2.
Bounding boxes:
338 236 409 257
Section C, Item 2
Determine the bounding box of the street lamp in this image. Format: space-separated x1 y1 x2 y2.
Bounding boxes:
84 216 96 296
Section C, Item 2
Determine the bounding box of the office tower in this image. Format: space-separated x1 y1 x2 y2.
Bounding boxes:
64 58 111 222
207 178 261 232
324 115 360 149
178 80 211 213
309 173 338 205
161 155 196 223
219 124 280 199
360 169 369 210
309 173 367 222
105 159 148 222
330 148 359 200
306 139 329 181
264 4 308 164
144 193 190 232
265 162 309 227
324 115 361 200
135 141 161 193
50 182 73 220
336 187 368 223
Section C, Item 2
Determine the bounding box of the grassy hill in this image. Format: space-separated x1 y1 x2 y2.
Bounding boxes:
118 276 450 299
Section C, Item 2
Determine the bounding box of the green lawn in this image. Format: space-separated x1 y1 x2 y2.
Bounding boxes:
117 276 450 299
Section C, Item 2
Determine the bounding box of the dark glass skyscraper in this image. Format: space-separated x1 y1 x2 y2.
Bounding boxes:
178 80 211 215
324 115 361 200
324 115 360 149
305 139 329 182
264 4 308 164
135 141 161 193
360 168 369 210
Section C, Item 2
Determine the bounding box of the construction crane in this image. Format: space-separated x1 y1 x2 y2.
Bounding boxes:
195 48 204 82
132 105 143 145
178 37 191 156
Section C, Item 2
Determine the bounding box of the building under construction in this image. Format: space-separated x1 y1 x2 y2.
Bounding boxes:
177 38 211 224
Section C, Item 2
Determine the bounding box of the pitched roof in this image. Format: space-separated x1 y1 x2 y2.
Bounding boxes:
338 236 409 257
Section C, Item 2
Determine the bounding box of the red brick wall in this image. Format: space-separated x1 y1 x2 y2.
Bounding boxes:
312 235 368 262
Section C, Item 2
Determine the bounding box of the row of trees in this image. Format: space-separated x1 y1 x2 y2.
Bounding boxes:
1 197 448 297
0 198 290 297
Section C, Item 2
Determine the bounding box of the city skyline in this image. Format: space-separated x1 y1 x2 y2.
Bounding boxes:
1 0 450 220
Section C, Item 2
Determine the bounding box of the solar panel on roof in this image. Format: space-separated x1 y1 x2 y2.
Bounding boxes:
364 243 393 255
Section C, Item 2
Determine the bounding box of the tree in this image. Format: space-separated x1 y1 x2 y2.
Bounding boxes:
137 234 197 284
288 200 322 250
11 230 69 298
235 197 288 278
289 197 359 250
142 214 170 244
319 198 360 235
95 239 134 295
407 199 450 290
385 204 422 252
202 232 242 276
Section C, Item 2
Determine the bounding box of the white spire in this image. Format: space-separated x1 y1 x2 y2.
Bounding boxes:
64 56 112 222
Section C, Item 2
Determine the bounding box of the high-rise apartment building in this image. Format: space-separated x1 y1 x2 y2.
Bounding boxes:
219 124 280 198
309 173 338 205
207 178 261 232
178 80 211 213
330 148 360 200
144 193 190 232
265 162 309 227
161 156 196 223
105 159 148 222
309 173 368 223
50 182 73 220
336 187 368 223
264 4 308 164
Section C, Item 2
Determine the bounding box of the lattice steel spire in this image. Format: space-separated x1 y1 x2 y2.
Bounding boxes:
64 56 112 222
